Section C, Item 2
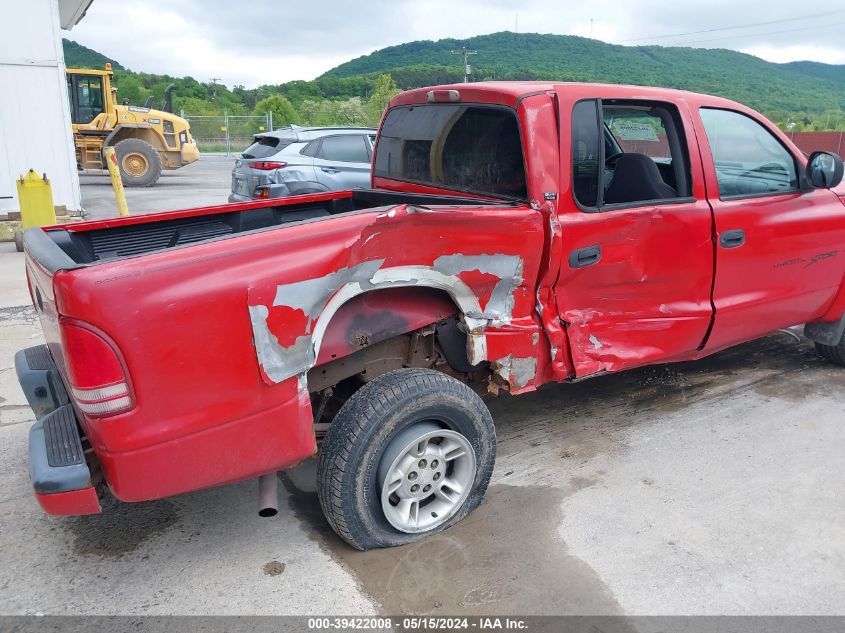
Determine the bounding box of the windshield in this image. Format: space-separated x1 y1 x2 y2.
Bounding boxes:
374 104 527 199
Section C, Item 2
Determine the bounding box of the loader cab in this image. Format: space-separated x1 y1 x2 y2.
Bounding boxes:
66 68 113 127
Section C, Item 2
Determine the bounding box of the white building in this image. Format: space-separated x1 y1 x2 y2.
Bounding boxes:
0 0 94 214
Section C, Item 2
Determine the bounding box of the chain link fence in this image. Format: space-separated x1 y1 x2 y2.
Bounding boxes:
182 113 274 156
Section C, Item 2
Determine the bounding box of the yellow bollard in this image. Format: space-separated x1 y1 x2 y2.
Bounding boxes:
103 146 130 217
17 170 57 229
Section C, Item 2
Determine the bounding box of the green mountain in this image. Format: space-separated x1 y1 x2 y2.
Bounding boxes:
323 32 845 114
59 33 845 132
62 39 124 70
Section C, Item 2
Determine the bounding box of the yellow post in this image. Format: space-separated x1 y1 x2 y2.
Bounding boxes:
103 146 130 217
16 170 57 229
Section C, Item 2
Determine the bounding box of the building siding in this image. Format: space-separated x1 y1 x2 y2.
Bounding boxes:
1 0 82 213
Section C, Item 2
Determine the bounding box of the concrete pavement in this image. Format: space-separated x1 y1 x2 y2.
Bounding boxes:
79 154 235 219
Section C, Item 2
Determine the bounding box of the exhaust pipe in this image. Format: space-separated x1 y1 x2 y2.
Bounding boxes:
163 83 175 114
258 473 279 517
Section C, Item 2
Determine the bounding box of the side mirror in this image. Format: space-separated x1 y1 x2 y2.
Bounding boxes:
807 151 844 189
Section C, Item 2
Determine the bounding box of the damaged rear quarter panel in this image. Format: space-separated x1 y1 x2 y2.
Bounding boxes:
247 203 546 387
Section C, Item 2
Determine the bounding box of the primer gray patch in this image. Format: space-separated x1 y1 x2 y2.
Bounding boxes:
493 354 537 388
272 259 385 321
248 304 315 384
510 357 537 388
433 254 524 321
589 334 604 350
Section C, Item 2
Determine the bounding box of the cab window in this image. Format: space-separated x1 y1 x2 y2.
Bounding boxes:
699 108 798 198
572 99 691 211
374 104 527 200
73 76 104 124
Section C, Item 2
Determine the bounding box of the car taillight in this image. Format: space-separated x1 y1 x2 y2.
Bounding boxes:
253 187 270 199
59 320 133 416
250 161 286 170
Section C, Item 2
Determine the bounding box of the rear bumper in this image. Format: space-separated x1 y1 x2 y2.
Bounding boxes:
14 345 69 417
228 181 293 203
16 346 101 516
17 346 316 510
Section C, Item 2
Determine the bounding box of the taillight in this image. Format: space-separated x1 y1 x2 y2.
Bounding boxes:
59 320 133 416
250 161 286 170
253 187 270 199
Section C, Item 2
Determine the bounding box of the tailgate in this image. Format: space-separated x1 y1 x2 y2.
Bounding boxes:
22 230 69 380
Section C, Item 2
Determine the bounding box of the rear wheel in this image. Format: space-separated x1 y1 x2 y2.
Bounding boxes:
815 338 845 366
114 138 162 187
317 368 495 550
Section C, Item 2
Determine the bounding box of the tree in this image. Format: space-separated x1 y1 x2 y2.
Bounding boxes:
298 100 321 126
113 74 149 107
174 96 223 116
337 97 367 125
254 95 298 127
366 74 400 126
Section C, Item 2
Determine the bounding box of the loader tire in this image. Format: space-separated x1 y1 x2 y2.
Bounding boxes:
114 138 162 187
317 368 495 550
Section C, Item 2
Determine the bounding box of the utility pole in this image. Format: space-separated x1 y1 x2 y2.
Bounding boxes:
515 13 518 34
209 77 221 100
450 47 478 83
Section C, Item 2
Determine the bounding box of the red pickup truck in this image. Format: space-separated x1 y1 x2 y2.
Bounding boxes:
16 82 845 550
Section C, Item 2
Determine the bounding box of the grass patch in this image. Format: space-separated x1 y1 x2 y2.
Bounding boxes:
197 144 248 154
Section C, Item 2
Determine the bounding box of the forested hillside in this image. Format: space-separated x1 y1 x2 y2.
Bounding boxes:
62 32 845 132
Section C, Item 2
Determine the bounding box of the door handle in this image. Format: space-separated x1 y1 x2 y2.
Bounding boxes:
569 245 602 268
719 229 746 249
320 167 340 174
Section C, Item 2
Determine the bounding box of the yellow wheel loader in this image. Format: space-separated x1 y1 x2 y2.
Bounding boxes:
68 64 199 187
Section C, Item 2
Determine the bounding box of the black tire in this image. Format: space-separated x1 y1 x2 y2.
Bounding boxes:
317 368 496 550
816 339 845 366
114 138 162 187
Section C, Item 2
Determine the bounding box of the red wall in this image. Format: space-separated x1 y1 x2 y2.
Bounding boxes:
788 131 845 156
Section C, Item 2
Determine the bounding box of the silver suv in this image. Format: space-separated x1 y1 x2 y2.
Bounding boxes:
229 125 377 202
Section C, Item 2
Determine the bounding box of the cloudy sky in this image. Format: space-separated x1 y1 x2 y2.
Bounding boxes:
66 1 845 88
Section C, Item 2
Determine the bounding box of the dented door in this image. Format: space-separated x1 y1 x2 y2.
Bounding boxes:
554 91 715 377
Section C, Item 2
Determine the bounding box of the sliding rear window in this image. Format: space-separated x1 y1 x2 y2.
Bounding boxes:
374 104 527 199
242 136 294 159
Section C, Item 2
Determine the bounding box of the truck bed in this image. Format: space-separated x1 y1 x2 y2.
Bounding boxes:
27 189 496 270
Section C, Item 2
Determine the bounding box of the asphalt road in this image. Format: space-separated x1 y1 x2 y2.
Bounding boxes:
79 154 235 219
0 160 843 615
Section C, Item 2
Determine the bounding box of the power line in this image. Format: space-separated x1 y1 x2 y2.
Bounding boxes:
616 9 845 44
662 20 845 47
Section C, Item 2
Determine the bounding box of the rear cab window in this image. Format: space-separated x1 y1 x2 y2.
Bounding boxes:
374 104 527 200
